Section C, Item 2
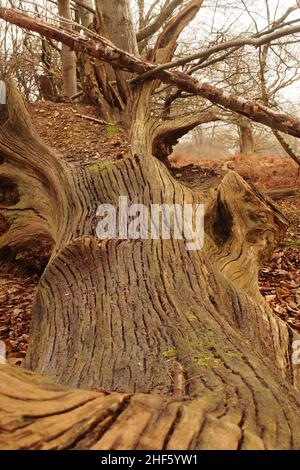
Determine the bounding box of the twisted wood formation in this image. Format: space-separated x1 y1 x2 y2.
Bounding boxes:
0 79 300 450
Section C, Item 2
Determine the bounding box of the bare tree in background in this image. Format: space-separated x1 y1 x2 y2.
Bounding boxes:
57 0 77 96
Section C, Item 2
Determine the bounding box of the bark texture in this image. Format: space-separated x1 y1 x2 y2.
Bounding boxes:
238 117 255 156
1 78 300 450
2 362 297 451
93 0 138 120
57 0 77 97
77 0 110 113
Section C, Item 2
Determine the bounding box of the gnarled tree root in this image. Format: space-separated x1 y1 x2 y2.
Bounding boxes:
0 364 299 450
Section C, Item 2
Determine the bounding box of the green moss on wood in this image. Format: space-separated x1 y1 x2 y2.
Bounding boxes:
163 348 177 360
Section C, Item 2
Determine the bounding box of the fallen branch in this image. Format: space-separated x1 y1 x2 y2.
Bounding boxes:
75 113 112 125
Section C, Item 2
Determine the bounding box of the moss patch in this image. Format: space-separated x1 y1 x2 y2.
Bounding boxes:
88 160 117 173
105 124 119 135
162 348 177 360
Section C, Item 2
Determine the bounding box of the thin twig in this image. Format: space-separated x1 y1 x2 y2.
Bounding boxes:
75 113 112 126
70 90 83 100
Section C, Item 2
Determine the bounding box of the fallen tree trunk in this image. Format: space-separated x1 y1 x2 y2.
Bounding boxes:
0 365 276 450
1 77 300 450
3 361 299 451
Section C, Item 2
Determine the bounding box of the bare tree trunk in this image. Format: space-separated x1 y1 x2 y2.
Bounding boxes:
76 0 111 118
91 0 139 122
95 0 138 56
238 117 255 156
1 78 300 450
57 0 77 97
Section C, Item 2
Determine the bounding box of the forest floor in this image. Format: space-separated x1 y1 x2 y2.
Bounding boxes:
0 100 299 363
